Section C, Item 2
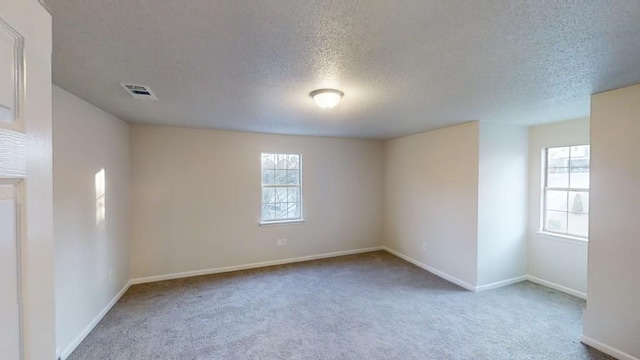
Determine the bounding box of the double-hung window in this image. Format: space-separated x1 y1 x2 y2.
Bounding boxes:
543 145 590 238
261 153 302 223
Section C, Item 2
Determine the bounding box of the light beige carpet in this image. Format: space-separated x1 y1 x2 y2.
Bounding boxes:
68 251 613 359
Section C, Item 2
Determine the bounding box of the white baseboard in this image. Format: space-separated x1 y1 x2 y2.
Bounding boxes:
130 247 384 285
581 335 640 360
59 247 383 358
526 275 586 299
381 246 476 291
58 247 600 360
475 275 528 292
60 280 132 360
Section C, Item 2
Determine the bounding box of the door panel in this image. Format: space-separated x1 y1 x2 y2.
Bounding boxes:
0 17 26 180
0 183 20 359
0 17 23 126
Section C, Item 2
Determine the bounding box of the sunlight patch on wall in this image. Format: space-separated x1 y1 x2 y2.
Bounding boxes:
95 168 105 226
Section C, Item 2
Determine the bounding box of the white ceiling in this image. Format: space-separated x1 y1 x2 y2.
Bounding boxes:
49 1 640 139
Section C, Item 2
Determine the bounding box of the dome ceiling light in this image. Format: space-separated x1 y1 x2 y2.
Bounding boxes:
309 88 344 109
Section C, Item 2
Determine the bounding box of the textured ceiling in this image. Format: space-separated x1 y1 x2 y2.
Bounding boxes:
49 0 640 139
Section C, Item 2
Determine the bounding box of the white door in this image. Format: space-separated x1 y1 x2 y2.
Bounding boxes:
0 8 25 358
0 1 53 359
0 6 26 359
0 184 20 359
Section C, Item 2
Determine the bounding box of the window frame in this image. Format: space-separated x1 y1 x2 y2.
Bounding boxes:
259 153 304 226
541 145 590 239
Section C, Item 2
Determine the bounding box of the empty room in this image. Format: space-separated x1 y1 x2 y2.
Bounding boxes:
1 1 640 359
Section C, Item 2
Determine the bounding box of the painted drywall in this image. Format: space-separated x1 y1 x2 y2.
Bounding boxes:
477 123 528 286
382 122 480 288
583 84 640 359
527 118 589 296
53 86 131 355
130 125 383 278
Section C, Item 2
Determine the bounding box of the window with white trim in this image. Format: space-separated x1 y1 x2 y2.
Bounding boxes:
261 153 302 223
543 145 590 238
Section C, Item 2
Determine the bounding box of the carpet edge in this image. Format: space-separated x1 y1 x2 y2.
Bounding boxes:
527 275 587 299
130 247 385 285
60 280 132 360
581 335 640 360
381 246 476 291
475 275 528 292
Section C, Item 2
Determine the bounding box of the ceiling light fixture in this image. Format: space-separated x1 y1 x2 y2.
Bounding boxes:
309 88 344 109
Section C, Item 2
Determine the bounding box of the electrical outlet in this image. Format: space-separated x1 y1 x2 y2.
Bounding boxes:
421 241 427 251
107 270 113 282
276 238 288 246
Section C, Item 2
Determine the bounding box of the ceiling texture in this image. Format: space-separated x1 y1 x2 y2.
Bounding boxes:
49 0 640 139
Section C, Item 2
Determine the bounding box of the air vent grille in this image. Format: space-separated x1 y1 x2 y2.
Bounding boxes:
120 84 158 100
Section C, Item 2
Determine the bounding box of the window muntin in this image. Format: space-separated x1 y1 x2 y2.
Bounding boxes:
261 153 302 223
543 145 590 238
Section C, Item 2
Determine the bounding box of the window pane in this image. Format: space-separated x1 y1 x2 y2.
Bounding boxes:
568 212 589 237
261 153 275 169
287 202 300 219
545 190 567 211
548 147 570 159
286 170 300 185
569 157 590 168
276 154 288 169
287 154 300 169
275 187 288 202
262 169 274 185
547 167 569 188
262 204 276 221
548 157 569 168
569 167 589 189
569 191 589 214
274 169 287 184
276 204 288 219
287 187 299 203
570 145 590 159
262 188 275 204
545 210 567 233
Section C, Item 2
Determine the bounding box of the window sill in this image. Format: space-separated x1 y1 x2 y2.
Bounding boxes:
535 231 588 245
259 219 305 227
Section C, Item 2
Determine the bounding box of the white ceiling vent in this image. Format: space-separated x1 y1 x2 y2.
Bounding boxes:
120 84 158 100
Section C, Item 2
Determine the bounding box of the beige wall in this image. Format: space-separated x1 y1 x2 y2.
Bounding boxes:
53 86 131 357
130 125 383 279
527 118 590 298
382 122 480 288
583 84 640 359
477 123 528 287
